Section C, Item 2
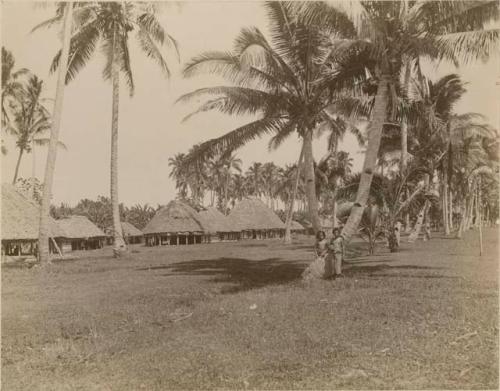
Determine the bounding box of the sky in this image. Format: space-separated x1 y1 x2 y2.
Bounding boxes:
1 1 499 206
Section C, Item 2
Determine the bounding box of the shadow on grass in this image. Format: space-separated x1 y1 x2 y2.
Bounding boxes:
138 257 305 294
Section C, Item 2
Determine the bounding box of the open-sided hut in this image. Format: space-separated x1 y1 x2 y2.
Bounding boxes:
197 207 240 241
228 197 285 239
56 216 106 251
143 200 212 246
121 221 144 244
1 184 64 257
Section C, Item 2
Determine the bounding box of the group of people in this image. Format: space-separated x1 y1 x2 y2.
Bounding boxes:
314 228 345 280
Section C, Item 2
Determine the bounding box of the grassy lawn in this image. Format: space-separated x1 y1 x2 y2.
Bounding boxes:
2 228 498 390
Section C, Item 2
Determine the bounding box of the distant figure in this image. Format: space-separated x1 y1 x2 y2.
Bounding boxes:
424 222 432 241
329 228 345 279
394 220 402 246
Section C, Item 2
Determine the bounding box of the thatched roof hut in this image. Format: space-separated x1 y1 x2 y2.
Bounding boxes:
143 200 211 235
1 184 63 241
290 220 305 231
197 207 236 233
57 216 105 239
121 221 143 237
228 197 285 231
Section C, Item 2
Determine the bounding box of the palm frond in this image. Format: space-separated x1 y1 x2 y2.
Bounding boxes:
50 19 101 84
137 27 171 78
268 120 297 151
177 86 289 122
33 137 67 150
119 36 135 96
183 116 288 166
291 1 357 39
435 28 499 65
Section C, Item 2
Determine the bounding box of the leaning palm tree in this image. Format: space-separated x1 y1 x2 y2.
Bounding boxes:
177 1 367 233
45 2 177 257
298 0 499 242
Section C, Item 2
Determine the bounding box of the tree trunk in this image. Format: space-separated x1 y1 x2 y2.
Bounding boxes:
341 76 390 243
400 61 411 174
448 189 453 230
302 129 321 233
404 188 411 232
442 170 450 234
465 192 475 230
110 28 126 257
12 148 24 184
284 145 305 243
456 200 466 239
332 191 338 229
38 4 73 264
408 201 428 243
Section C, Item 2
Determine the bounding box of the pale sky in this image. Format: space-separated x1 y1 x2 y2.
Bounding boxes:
1 1 499 206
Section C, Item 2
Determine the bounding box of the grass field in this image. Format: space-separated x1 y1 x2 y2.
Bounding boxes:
2 228 498 390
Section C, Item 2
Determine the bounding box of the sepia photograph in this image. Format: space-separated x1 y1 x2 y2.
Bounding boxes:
1 0 499 389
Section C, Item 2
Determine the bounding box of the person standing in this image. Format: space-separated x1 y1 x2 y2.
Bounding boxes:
394 220 402 246
329 228 345 278
424 221 432 241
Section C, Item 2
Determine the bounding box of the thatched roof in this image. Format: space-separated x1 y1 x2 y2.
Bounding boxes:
197 206 236 233
1 183 64 241
291 220 304 230
228 197 285 230
143 200 211 234
57 215 106 239
121 221 143 237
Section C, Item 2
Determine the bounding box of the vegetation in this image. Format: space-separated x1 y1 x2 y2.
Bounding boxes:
40 2 178 257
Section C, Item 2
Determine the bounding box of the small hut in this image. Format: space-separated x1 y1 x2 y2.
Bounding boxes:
1 184 64 257
228 197 285 239
197 207 240 241
56 216 106 251
121 222 144 244
143 200 212 246
290 220 306 234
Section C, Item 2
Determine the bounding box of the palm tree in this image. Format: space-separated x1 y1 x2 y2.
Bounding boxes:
46 2 177 257
36 2 73 264
168 153 189 199
177 1 367 233
299 0 499 242
230 173 247 203
4 75 66 184
261 162 280 209
1 47 28 128
245 162 264 198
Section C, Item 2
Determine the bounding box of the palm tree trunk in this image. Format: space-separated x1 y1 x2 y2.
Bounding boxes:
448 189 453 230
38 3 73 263
284 144 304 244
302 129 320 233
456 200 466 239
408 201 429 243
12 148 24 184
341 76 390 243
400 61 411 174
442 170 450 234
332 191 338 229
110 28 126 257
